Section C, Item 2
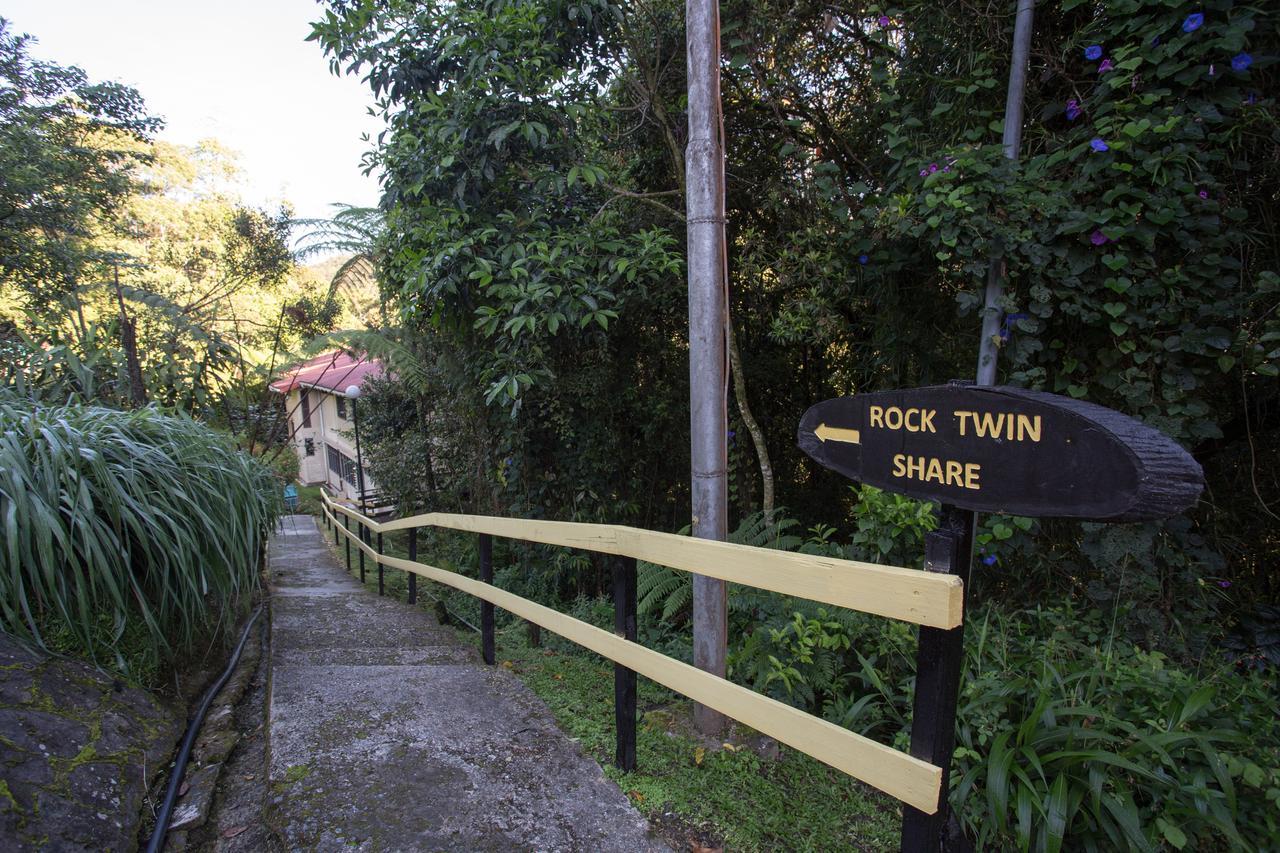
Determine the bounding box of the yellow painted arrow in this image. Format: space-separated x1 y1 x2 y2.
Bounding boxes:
814 423 861 444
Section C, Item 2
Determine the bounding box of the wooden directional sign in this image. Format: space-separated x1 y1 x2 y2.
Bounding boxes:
798 383 1203 521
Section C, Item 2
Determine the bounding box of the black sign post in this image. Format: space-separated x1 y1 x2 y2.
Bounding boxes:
901 508 971 852
797 381 1203 852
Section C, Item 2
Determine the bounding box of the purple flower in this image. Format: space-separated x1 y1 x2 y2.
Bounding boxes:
999 312 1029 343
1151 36 1160 47
1208 63 1216 77
1099 58 1114 73
1182 12 1203 32
1090 137 1109 152
942 165 951 173
1245 91 1258 106
1232 53 1252 72
928 163 939 173
919 169 928 177
1217 580 1232 588
1090 230 1108 246
1066 99 1082 121
1198 189 1209 199
878 15 891 27
858 254 869 265
982 554 998 566
1084 45 1103 61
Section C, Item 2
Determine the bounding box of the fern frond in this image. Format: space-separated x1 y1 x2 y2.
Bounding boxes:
303 328 432 396
638 562 690 621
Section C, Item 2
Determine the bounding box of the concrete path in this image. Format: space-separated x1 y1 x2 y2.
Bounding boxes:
265 516 664 852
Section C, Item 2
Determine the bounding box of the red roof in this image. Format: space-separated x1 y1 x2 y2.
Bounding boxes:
269 350 384 395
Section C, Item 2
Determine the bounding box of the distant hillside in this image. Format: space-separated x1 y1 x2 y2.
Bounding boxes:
302 255 353 294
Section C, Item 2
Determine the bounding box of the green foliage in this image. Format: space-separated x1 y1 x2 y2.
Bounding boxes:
706 510 1279 849
2 322 117 403
1221 603 1280 671
309 4 1280 845
639 511 802 624
952 608 1280 851
293 204 387 327
0 17 161 308
1 51 321 425
873 4 1278 446
281 292 343 341
845 485 937 566
0 397 279 679
721 0 1279 614
314 0 1279 623
310 0 682 409
728 589 1279 850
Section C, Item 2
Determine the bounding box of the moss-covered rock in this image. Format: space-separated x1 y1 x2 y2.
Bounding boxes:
0 635 180 851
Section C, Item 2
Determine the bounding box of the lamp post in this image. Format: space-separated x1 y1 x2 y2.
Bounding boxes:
345 384 365 513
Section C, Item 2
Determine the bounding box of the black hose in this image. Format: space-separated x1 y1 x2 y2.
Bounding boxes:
146 605 263 853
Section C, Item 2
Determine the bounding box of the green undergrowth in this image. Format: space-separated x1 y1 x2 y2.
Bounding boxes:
489 632 899 852
291 483 327 517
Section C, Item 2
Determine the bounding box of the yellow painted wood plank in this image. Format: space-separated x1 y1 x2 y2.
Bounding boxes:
322 495 962 628
326 508 379 560
375 550 943 813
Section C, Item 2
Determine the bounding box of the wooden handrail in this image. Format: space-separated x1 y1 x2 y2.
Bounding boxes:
321 499 944 811
324 497 963 629
319 492 961 814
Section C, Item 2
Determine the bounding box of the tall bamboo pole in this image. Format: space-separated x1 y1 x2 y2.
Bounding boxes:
976 0 1037 386
685 0 729 733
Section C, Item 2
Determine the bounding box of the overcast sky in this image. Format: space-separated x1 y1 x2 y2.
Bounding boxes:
4 0 383 224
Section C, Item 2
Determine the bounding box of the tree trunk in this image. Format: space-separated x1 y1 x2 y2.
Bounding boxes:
416 395 439 502
728 319 774 517
112 267 147 408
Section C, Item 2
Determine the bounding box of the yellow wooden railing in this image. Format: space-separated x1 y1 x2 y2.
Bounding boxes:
319 491 962 815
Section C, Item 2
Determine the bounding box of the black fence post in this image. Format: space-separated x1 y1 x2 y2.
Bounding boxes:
407 528 418 605
479 533 494 665
343 514 351 571
901 505 974 853
613 555 638 771
358 519 367 584
376 530 384 595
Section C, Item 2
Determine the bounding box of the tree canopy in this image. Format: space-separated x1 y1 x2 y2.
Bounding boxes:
0 17 161 309
313 0 1277 632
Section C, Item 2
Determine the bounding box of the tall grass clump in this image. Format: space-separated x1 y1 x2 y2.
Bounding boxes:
0 396 280 680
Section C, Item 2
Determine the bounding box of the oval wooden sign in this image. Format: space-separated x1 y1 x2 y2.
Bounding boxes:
797 383 1203 521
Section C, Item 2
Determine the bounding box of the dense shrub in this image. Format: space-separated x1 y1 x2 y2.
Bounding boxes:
725 592 1279 851
0 397 279 679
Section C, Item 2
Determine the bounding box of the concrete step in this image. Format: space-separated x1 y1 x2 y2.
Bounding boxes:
263 517 666 852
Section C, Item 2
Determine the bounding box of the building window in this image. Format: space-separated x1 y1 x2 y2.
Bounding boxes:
304 438 316 457
335 395 347 420
325 443 360 487
300 389 312 428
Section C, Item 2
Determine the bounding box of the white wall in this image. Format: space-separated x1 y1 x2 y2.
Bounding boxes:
281 386 375 500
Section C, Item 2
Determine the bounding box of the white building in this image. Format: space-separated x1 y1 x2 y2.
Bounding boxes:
269 351 384 503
